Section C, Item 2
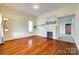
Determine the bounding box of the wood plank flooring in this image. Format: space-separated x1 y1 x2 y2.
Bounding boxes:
0 36 79 55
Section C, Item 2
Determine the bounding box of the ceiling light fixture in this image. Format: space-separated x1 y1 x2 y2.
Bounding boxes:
32 3 40 10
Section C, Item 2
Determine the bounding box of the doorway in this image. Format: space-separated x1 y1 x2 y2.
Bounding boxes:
58 15 74 43
65 24 71 34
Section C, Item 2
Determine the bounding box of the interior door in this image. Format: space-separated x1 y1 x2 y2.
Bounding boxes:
0 14 3 44
65 24 71 34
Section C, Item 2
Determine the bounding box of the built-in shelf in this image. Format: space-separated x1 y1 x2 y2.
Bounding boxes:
46 21 56 25
33 21 56 28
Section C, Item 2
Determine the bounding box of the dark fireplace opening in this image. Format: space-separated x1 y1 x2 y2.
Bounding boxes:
47 32 53 39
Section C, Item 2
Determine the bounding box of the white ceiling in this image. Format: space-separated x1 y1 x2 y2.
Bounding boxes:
2 3 73 16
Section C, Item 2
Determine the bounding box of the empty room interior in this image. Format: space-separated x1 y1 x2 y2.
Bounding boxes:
0 3 79 55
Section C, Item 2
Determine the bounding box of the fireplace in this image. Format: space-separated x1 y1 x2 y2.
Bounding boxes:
47 32 53 39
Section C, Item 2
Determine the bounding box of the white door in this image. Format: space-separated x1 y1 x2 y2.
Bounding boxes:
0 14 3 44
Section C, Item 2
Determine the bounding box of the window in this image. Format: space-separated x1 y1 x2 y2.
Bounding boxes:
28 21 33 32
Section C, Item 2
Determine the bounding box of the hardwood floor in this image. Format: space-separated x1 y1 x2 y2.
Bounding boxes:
0 36 79 55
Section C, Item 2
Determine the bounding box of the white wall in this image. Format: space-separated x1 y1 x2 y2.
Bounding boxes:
34 4 76 41
59 16 74 36
0 6 35 41
74 4 79 51
0 4 77 44
0 14 3 44
58 16 75 43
